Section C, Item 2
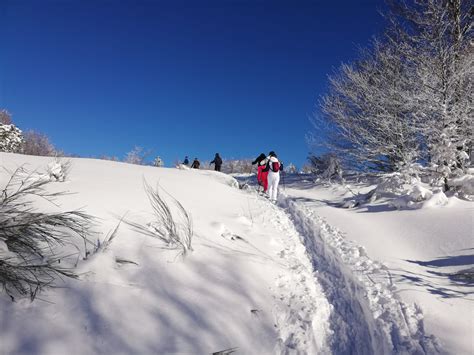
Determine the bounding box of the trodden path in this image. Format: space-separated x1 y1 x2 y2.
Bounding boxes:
248 185 441 354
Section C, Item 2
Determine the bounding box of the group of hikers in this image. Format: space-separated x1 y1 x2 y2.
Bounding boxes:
251 151 283 203
183 153 223 172
182 151 283 202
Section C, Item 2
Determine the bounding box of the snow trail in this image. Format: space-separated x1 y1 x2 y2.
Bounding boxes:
278 194 442 355
250 194 333 354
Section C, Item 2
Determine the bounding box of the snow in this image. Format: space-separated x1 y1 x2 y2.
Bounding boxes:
1 153 472 354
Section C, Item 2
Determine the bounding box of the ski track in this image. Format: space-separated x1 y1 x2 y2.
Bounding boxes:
252 194 333 354
273 192 443 355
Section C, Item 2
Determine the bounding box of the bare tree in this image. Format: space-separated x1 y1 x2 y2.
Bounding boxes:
223 159 254 174
153 156 164 167
124 146 151 165
22 130 57 156
316 40 420 172
0 110 12 125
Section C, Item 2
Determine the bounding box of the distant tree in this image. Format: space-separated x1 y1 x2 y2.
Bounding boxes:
0 110 12 125
222 159 253 174
300 164 314 174
153 156 164 167
308 153 342 179
22 130 57 156
285 162 298 174
99 155 120 162
124 146 150 165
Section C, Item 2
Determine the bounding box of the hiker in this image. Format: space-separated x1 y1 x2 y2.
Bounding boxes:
191 158 200 169
265 151 282 203
183 156 189 165
252 153 268 194
210 153 223 172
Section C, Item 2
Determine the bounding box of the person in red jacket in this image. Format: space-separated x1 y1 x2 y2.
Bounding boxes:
252 153 268 193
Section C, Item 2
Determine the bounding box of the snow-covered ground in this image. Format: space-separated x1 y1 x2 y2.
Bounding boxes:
276 174 473 355
0 152 471 354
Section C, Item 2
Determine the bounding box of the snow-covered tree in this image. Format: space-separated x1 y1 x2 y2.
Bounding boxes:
311 0 472 189
124 146 149 165
300 164 315 174
153 156 164 167
316 40 420 172
0 123 24 153
386 0 473 187
285 162 298 174
22 130 57 156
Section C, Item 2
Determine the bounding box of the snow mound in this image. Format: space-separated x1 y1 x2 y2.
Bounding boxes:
389 186 448 210
197 170 239 189
176 164 190 170
449 174 474 199
409 184 433 202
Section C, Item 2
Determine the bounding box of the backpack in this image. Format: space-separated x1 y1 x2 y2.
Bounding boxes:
271 161 280 172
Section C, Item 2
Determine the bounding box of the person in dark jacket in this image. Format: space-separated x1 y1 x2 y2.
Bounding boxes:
210 153 223 172
183 156 189 165
191 158 200 169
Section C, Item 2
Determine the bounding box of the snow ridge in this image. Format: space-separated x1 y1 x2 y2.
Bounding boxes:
280 195 442 355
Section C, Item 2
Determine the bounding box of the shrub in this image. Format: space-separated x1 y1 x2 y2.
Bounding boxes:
126 180 193 257
47 158 72 182
0 168 94 301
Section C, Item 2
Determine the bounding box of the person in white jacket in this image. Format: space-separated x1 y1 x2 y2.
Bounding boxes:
265 151 282 203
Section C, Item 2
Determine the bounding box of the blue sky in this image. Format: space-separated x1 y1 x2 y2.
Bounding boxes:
1 0 386 167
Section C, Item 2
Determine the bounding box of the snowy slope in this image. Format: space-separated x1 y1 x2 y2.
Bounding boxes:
0 153 448 354
0 153 331 354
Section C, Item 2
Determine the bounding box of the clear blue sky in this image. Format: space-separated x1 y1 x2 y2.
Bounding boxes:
1 0 386 167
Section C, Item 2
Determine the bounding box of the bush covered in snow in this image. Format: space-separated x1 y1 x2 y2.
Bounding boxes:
47 159 71 182
0 124 23 153
448 174 474 200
